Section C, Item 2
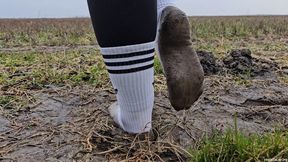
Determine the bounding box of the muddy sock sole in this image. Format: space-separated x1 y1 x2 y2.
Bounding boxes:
158 6 204 110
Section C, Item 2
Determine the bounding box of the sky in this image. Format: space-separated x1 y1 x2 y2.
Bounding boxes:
0 0 288 18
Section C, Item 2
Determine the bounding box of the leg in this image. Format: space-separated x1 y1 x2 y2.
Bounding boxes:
156 0 204 110
87 0 157 134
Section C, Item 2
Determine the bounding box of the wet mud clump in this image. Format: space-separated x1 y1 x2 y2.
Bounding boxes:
196 50 219 75
223 49 278 76
223 49 253 74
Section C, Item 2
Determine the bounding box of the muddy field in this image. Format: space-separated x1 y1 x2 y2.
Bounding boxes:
0 46 287 161
1 17 288 161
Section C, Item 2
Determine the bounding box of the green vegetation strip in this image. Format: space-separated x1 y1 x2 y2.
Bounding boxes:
0 49 105 88
0 49 164 90
190 130 288 162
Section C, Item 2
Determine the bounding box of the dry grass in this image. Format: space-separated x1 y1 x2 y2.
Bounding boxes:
1 16 288 48
1 16 288 161
190 16 288 38
0 18 95 47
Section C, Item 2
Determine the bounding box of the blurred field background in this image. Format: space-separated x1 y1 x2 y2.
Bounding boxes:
1 16 288 48
1 16 288 161
1 16 287 91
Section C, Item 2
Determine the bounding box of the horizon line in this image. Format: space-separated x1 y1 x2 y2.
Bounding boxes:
1 14 288 19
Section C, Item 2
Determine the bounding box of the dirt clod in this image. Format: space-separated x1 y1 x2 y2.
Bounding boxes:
196 50 219 75
223 49 279 76
223 49 253 74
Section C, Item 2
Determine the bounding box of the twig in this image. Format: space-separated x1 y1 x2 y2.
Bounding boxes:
95 145 124 155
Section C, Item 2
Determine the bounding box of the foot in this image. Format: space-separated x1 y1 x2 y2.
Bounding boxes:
108 102 152 134
108 102 124 129
158 6 204 111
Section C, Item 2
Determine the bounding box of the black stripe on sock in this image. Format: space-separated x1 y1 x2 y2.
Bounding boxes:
102 49 155 59
105 56 154 67
108 63 154 74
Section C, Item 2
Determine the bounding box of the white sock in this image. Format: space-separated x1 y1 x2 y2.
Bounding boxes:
157 0 177 18
101 42 155 134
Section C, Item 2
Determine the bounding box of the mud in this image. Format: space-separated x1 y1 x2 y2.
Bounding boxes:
1 73 287 161
223 49 279 76
197 49 281 78
196 50 219 75
283 67 288 75
0 45 288 161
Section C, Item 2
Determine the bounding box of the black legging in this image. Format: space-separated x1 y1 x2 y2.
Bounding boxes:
87 0 157 47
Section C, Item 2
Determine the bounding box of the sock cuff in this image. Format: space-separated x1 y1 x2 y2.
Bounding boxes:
100 42 155 74
100 41 155 55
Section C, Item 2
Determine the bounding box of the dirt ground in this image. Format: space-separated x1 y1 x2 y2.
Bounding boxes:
1 48 288 161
